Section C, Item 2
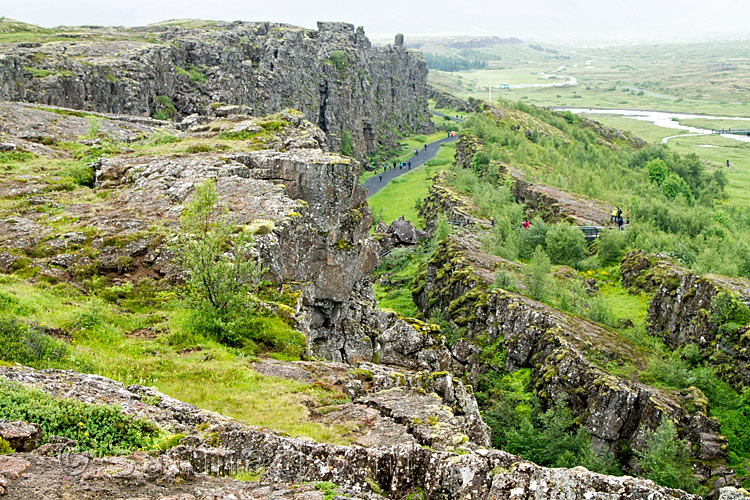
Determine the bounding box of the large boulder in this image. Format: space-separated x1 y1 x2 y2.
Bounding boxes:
0 421 42 452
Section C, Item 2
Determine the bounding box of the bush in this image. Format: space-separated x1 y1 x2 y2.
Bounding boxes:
634 418 696 492
175 179 258 320
430 214 452 247
587 296 616 327
504 399 620 474
597 229 626 265
0 381 160 456
493 270 518 292
64 162 95 187
339 131 354 157
517 222 548 259
0 317 69 367
545 225 586 267
525 247 552 301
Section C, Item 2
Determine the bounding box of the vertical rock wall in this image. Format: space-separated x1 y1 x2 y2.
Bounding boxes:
0 21 433 158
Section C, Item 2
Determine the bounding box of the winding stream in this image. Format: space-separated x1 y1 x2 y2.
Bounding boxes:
557 107 750 144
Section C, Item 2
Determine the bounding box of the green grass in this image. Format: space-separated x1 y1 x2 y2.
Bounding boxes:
427 40 750 117
360 129 452 183
0 380 162 456
666 134 750 207
0 275 357 445
368 143 455 226
677 118 750 130
581 113 676 144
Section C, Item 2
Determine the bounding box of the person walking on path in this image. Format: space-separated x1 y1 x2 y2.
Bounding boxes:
625 209 630 224
617 215 624 230
610 208 617 224
408 161 411 169
379 173 383 182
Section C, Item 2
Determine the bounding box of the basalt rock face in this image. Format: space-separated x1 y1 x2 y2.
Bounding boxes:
0 21 432 158
621 250 750 389
412 235 737 491
428 87 476 113
418 170 491 233
0 366 701 500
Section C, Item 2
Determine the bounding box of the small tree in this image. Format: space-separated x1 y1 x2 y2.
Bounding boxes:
525 247 552 301
545 225 586 267
339 130 354 157
634 418 696 492
175 179 258 320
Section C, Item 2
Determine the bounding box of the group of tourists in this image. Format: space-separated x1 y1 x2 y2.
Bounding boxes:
610 207 629 230
377 159 414 182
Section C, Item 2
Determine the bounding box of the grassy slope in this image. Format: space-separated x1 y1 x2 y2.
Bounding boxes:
0 275 356 444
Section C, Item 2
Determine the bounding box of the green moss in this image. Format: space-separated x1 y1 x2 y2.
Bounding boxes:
336 238 353 250
247 219 275 235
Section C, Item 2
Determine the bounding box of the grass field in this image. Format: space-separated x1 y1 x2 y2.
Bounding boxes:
0 275 357 444
582 113 676 144
427 40 750 117
580 113 750 207
677 118 750 130
667 134 750 207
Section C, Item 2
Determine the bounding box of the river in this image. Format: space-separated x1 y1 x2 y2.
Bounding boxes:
557 107 750 144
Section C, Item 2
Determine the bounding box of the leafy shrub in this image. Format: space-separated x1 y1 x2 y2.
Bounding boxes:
517 221 548 259
586 296 617 327
0 437 14 454
504 398 620 474
710 290 750 338
153 95 177 120
545 225 586 267
634 419 696 492
175 179 258 319
493 270 518 292
64 162 95 187
431 214 452 246
0 316 68 367
0 381 160 456
597 229 626 265
339 131 353 157
646 159 669 185
525 247 552 301
328 50 349 72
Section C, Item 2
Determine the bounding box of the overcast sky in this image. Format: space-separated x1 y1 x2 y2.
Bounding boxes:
4 0 750 43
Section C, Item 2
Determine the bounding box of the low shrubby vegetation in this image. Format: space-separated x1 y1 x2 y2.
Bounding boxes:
0 381 161 456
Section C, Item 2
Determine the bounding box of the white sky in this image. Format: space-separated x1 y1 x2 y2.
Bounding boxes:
3 0 750 42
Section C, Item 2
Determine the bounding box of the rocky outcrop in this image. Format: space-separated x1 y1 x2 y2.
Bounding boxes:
0 421 42 452
621 250 750 388
371 217 427 256
418 170 491 232
0 366 702 500
412 234 737 491
453 133 612 226
453 134 484 169
0 21 432 158
428 87 476 113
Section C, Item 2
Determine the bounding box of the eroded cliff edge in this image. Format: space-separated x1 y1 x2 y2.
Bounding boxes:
0 20 432 158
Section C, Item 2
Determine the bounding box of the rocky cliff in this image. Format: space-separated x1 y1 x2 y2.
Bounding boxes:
0 365 704 500
0 19 433 158
409 233 737 492
621 250 750 389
